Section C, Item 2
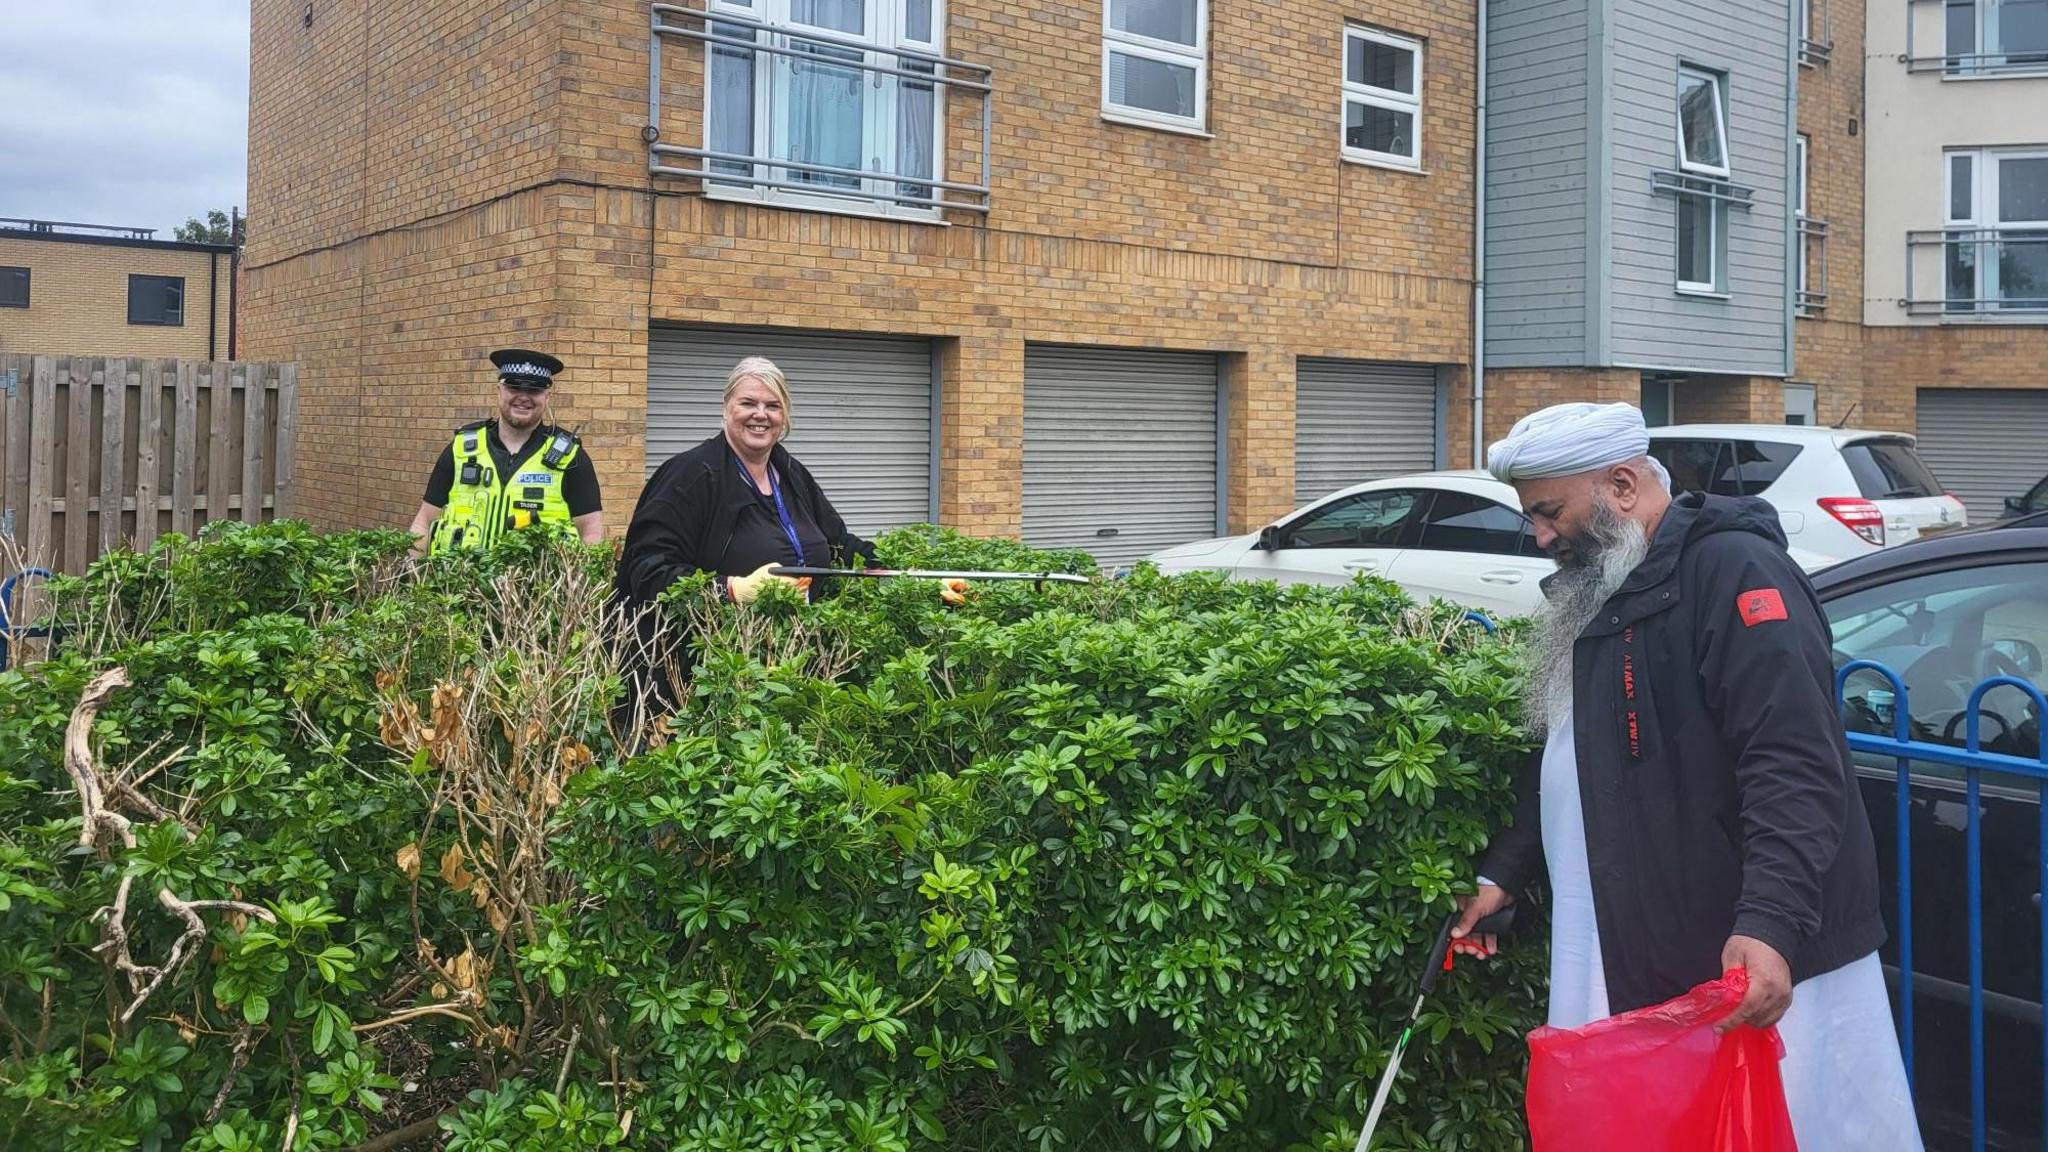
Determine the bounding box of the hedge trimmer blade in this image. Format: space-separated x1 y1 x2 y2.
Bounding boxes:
1354 906 1514 1152
769 566 1093 586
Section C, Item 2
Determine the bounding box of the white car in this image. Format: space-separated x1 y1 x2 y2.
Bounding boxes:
1147 472 1555 617
1645 425 1967 564
1146 470 1838 618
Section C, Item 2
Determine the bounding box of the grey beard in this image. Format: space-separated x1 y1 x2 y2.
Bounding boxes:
1525 501 1653 734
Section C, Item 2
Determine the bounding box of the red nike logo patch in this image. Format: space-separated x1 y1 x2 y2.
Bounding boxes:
1738 588 1788 627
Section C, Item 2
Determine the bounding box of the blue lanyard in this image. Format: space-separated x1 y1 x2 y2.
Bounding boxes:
735 452 806 565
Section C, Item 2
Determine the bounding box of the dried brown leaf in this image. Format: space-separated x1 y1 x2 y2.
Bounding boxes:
439 844 474 893
396 842 421 880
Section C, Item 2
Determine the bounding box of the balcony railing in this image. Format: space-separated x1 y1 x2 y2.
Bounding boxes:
1903 0 2048 76
1800 0 1834 66
1649 170 1756 209
646 3 994 216
1903 228 2048 317
1798 217 1831 315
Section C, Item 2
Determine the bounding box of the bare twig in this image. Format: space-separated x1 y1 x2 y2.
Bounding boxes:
339 1113 450 1152
553 1024 582 1096
201 1021 256 1125
350 1003 481 1035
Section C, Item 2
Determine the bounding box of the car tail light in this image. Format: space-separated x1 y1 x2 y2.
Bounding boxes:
1818 497 1886 547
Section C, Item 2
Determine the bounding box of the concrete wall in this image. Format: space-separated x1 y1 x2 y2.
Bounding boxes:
1865 0 2048 324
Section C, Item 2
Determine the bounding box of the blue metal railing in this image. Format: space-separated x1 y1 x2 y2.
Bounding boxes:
0 567 52 671
1835 659 2048 1152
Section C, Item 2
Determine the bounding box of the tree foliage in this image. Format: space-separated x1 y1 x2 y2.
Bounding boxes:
0 522 1542 1150
172 210 241 245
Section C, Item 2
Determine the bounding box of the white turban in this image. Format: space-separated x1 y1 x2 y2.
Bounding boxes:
1486 402 1669 488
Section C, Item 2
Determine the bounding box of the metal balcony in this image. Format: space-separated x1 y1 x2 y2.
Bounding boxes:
1797 217 1831 315
1902 0 2048 76
646 2 994 216
1903 228 2048 317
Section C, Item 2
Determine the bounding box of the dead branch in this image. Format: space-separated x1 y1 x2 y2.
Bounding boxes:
64 668 277 1029
351 1002 481 1035
202 1021 256 1125
339 1113 450 1152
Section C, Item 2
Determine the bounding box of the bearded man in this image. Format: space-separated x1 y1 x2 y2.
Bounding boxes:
1451 402 1921 1147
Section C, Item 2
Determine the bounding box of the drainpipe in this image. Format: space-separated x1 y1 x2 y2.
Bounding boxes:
1471 0 1489 468
227 208 240 359
206 248 219 360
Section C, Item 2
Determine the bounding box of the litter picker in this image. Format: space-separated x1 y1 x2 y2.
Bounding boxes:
1355 906 1515 1152
770 566 1093 590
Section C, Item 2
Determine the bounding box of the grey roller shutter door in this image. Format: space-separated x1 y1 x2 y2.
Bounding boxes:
1914 389 2048 523
1024 345 1218 565
646 324 932 536
1294 359 1440 505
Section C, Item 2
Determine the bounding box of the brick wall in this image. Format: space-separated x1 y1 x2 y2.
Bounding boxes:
0 236 235 360
1443 367 1644 466
1670 375 1779 424
247 0 1481 535
1862 326 2048 433
1792 0 1867 427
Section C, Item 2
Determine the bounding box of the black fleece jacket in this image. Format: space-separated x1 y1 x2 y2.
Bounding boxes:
1479 492 1885 1014
613 433 875 609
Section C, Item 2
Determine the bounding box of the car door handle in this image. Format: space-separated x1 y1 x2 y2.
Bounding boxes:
1480 570 1524 585
1342 559 1380 571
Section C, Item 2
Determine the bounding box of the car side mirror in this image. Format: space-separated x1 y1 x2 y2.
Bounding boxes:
2007 495 2027 514
1255 525 1282 552
1992 638 2044 676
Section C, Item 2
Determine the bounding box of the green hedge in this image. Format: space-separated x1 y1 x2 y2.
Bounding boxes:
0 522 1542 1151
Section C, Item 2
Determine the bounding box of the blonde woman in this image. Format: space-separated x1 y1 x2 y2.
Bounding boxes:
615 356 875 610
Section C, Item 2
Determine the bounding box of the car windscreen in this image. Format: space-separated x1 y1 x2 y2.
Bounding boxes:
1842 439 1945 500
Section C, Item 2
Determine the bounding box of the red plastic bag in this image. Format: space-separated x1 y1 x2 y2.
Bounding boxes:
1526 969 1798 1151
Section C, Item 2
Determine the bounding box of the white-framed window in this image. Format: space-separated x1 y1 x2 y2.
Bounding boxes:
705 0 943 217
1795 133 1811 302
1101 0 1208 132
1340 26 1423 169
1943 148 2048 311
1676 66 1729 177
1673 66 1729 294
1784 382 1818 426
1945 0 2048 74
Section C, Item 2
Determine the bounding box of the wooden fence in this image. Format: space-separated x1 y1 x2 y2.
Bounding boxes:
0 354 299 574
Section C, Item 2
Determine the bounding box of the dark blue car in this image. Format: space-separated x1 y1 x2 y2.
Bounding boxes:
1816 511 2048 1150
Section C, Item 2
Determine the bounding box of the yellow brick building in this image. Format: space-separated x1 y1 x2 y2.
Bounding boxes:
0 223 237 360
242 0 1480 556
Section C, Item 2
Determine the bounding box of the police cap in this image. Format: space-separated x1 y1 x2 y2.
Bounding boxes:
490 348 564 391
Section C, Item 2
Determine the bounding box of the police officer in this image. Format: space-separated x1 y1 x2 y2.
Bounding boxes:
408 349 604 555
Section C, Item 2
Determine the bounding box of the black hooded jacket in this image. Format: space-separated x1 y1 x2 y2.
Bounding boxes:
1478 492 1885 1014
613 433 875 610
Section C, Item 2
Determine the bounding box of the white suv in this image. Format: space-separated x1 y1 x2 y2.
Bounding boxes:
1645 425 1967 564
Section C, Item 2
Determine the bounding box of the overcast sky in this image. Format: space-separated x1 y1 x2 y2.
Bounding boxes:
0 0 250 238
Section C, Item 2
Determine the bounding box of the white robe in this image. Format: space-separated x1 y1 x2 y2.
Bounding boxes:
1540 709 1924 1151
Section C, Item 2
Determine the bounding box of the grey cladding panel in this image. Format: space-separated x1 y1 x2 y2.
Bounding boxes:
646 324 932 537
1023 345 1218 566
1604 0 1791 373
1915 389 2048 522
1293 360 1439 505
1484 0 1593 369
